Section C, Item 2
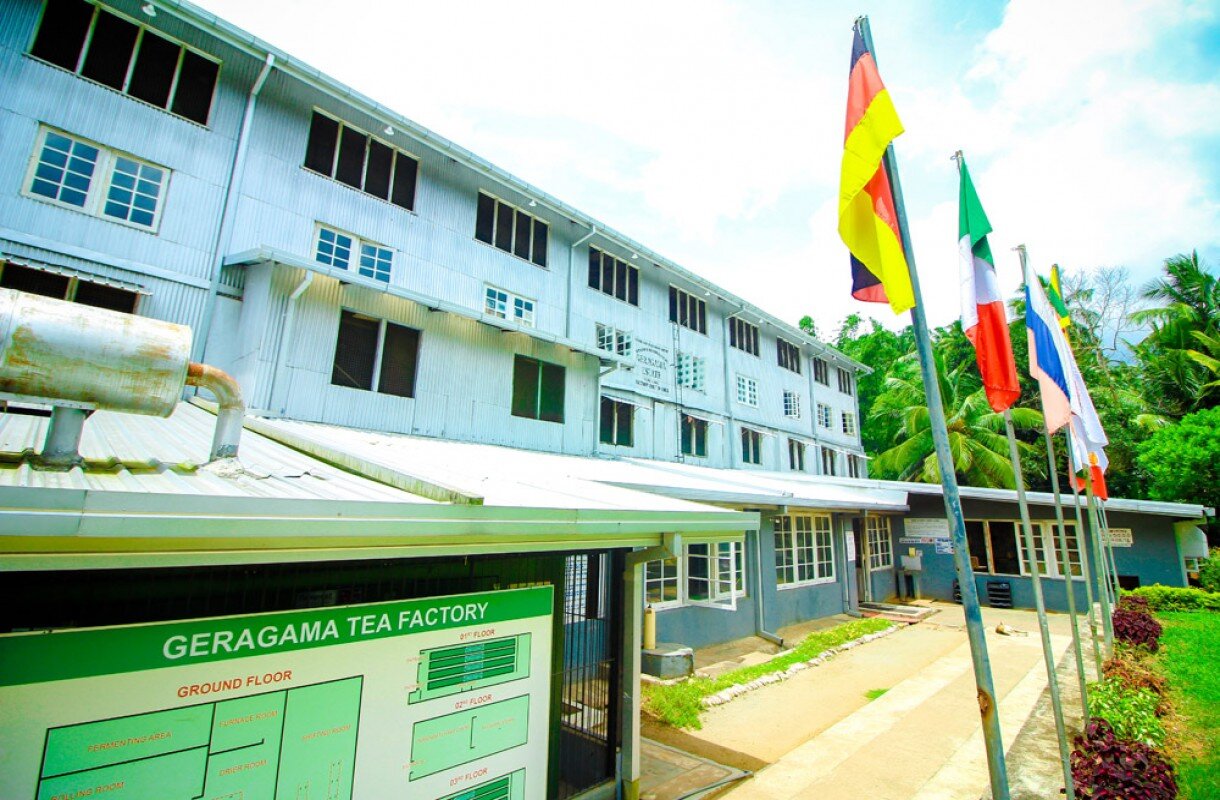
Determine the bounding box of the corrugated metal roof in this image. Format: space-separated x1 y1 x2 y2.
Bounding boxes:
250 416 907 513
0 402 431 503
250 415 746 514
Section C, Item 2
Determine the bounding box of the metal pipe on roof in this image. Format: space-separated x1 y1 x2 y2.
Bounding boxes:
186 363 244 460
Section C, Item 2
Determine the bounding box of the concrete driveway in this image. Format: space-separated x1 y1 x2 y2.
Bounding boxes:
660 602 1095 800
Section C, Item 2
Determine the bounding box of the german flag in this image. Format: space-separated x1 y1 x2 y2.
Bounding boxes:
838 24 914 314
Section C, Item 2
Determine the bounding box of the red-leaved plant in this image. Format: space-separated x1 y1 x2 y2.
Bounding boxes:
1069 719 1177 799
1112 608 1163 652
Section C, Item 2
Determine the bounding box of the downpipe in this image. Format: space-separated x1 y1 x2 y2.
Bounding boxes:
186 362 245 460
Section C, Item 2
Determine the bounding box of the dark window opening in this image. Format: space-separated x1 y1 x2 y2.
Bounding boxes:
330 310 379 391
988 521 1021 575
512 355 564 423
363 140 393 200
170 50 219 124
965 520 988 572
73 281 138 313
0 264 71 298
476 193 495 244
476 193 546 267
80 10 137 90
680 416 708 458
31 0 94 70
741 428 762 465
304 113 339 175
599 397 633 447
335 126 366 189
668 286 706 334
305 112 418 210
587 247 639 306
390 155 417 210
126 29 178 108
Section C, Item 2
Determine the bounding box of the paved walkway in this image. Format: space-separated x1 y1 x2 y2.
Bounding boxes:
704 604 1091 800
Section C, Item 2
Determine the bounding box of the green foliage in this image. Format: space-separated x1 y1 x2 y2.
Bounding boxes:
831 314 915 455
1129 584 1220 612
1088 677 1166 747
1198 548 1220 593
1137 407 1220 510
1157 611 1220 799
641 618 893 729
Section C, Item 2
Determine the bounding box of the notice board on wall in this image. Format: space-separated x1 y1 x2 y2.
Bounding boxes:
0 586 553 800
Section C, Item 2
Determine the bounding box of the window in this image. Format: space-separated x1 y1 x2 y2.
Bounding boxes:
644 558 680 608
0 261 140 313
814 357 829 385
741 427 762 465
788 439 806 471
965 520 1082 578
1019 522 1084 579
838 367 855 396
304 111 418 211
599 396 633 447
686 542 744 604
646 542 745 610
842 411 857 436
475 192 549 267
821 447 837 476
330 310 420 398
729 317 760 356
485 286 535 327
783 390 801 419
596 323 632 357
775 515 834 586
777 338 802 373
26 128 168 230
587 246 638 305
511 355 564 423
866 517 892 570
847 454 864 478
31 0 220 125
736 375 758 407
676 353 706 392
314 225 393 283
817 403 832 429
680 415 708 458
669 286 707 334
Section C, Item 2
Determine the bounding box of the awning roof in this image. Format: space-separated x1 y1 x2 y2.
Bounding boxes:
225 247 630 368
1 256 150 295
249 415 908 514
0 403 753 570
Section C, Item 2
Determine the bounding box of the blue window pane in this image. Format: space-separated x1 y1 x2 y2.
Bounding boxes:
130 209 154 227
136 179 159 196
110 170 135 189
45 132 73 152
108 187 133 205
141 165 164 183
64 171 91 191
30 179 59 199
41 148 68 168
35 163 65 182
320 229 336 244
67 156 96 177
60 188 87 206
73 142 99 162
133 193 157 211
114 157 138 174
104 200 129 219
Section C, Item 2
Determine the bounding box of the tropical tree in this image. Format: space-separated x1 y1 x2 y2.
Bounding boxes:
1131 251 1220 418
831 314 915 455
869 350 1043 488
1136 407 1220 513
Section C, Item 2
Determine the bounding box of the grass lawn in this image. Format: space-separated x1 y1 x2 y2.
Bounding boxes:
641 617 893 729
1157 612 1220 799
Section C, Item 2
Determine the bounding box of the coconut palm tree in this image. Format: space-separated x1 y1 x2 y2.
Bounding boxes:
869 350 1044 489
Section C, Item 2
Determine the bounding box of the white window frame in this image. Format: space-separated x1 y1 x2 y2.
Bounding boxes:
644 557 681 610
484 284 535 327
736 374 758 407
847 454 864 478
784 390 801 419
817 403 833 429
685 542 744 610
814 357 830 385
315 223 394 283
676 353 706 392
1018 521 1085 580
775 514 835 588
821 447 838 476
741 426 763 465
595 323 632 357
24 127 169 232
842 411 857 436
866 516 893 571
838 367 855 396
788 438 806 471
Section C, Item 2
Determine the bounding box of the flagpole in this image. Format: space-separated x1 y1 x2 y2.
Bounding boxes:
1044 427 1090 719
1101 503 1121 604
1065 434 1104 672
1083 469 1114 653
858 18 1011 797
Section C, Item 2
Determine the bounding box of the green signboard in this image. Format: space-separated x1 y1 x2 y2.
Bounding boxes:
0 587 554 800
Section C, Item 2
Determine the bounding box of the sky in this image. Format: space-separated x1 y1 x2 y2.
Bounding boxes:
193 0 1220 339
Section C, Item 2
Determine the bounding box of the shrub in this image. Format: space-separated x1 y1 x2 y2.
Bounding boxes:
1071 719 1177 800
1089 678 1166 747
1103 653 1170 716
1118 593 1150 612
1130 585 1220 613
1198 547 1220 593
1113 608 1163 651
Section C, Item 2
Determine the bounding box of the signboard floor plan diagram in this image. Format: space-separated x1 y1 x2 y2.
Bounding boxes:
1 587 553 800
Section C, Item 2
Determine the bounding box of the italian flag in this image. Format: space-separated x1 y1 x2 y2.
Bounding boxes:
958 157 1020 412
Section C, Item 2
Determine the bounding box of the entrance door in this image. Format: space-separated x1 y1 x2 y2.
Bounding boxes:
852 518 868 603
